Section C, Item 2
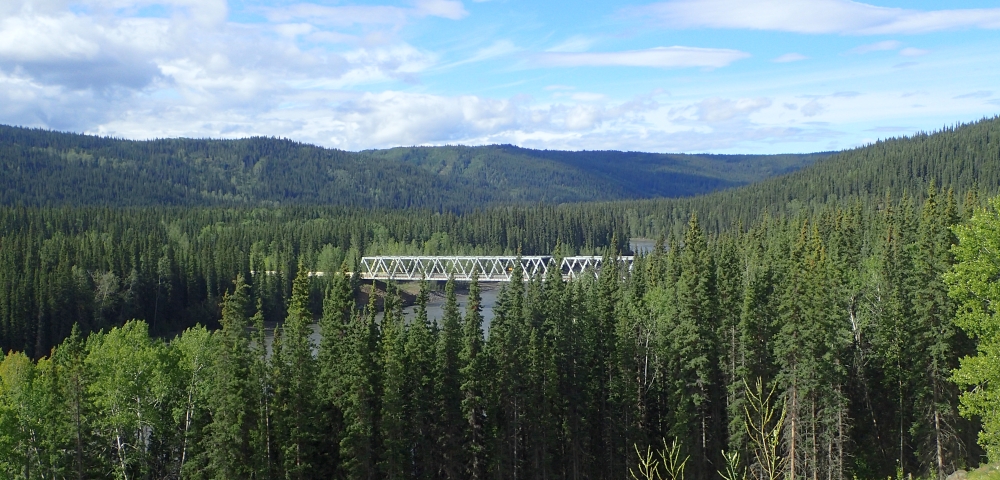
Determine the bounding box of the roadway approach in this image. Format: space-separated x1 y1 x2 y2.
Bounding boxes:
358 256 634 282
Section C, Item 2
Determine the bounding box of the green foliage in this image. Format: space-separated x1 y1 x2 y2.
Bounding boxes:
946 195 1000 462
85 321 174 479
3 117 1000 480
0 125 822 209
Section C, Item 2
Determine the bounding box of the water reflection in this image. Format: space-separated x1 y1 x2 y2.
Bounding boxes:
265 241 652 350
263 284 501 353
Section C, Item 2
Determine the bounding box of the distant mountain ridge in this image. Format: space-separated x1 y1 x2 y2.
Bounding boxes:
0 125 825 209
608 115 1000 236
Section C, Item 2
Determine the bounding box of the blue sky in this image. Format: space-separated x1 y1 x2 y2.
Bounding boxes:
1 0 999 153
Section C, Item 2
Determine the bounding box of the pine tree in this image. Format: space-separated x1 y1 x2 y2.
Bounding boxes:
486 258 528 479
273 263 319 479
379 283 409 479
671 213 723 480
435 275 466 479
52 323 92 480
460 273 487 480
205 275 255 479
317 271 353 476
910 185 963 478
249 298 276 480
406 279 438 479
338 288 381 480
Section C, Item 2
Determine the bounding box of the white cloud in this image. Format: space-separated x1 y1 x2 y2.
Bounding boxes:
0 0 453 98
535 46 749 68
546 36 598 53
899 47 929 57
265 0 467 27
690 97 771 123
265 4 412 27
953 91 992 99
800 99 824 117
849 40 902 54
413 0 468 20
441 40 519 68
773 53 808 63
635 0 1000 35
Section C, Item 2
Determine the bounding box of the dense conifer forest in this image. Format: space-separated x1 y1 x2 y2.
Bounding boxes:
0 124 824 209
2 117 1000 480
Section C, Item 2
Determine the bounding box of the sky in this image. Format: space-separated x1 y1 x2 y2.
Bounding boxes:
1 0 999 153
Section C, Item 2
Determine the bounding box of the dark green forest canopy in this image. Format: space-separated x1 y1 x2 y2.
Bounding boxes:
604 116 1000 237
1 115 999 357
0 124 824 209
2 117 1000 480
0 188 993 480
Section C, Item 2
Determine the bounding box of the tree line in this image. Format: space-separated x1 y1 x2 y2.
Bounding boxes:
4 185 999 480
0 204 628 357
0 125 817 210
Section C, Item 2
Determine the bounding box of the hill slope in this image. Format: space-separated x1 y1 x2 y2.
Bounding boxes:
608 116 1000 236
0 125 823 209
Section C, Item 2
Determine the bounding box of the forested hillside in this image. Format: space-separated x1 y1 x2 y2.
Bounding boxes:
0 125 823 209
616 116 1000 236
2 117 1000 480
2 189 998 480
367 145 826 201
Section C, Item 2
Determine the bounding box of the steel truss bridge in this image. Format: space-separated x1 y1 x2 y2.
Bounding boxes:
359 256 634 282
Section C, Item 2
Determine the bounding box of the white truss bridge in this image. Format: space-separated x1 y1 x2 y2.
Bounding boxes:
359 256 634 282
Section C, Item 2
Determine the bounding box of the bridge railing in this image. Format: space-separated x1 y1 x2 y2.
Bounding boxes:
359 256 633 282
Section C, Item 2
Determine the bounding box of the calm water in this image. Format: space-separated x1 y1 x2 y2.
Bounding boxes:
263 284 501 352
266 239 650 349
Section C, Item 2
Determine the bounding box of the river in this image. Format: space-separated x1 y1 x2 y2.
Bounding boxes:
265 239 651 349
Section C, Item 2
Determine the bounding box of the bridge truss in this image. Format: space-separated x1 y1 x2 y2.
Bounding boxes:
359 256 634 282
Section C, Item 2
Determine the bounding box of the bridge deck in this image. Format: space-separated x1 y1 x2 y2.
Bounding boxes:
359 256 633 282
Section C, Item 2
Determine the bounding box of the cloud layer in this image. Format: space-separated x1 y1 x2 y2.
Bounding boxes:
534 46 750 68
637 0 1000 35
0 0 997 154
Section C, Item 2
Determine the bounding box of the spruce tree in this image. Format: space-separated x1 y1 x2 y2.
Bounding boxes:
405 279 438 479
338 288 381 480
435 275 466 479
460 274 487 480
910 185 963 478
249 298 276 480
671 213 723 480
486 258 528 479
317 272 353 476
274 263 319 479
52 323 92 480
205 275 255 479
379 283 409 479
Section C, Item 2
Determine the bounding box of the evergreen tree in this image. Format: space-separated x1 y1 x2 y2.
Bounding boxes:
205 275 256 479
460 274 488 480
338 289 381 480
910 185 963 478
406 279 438 479
273 263 320 479
435 275 466 479
52 324 92 480
379 283 409 479
317 272 353 477
487 258 528 479
671 214 723 480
